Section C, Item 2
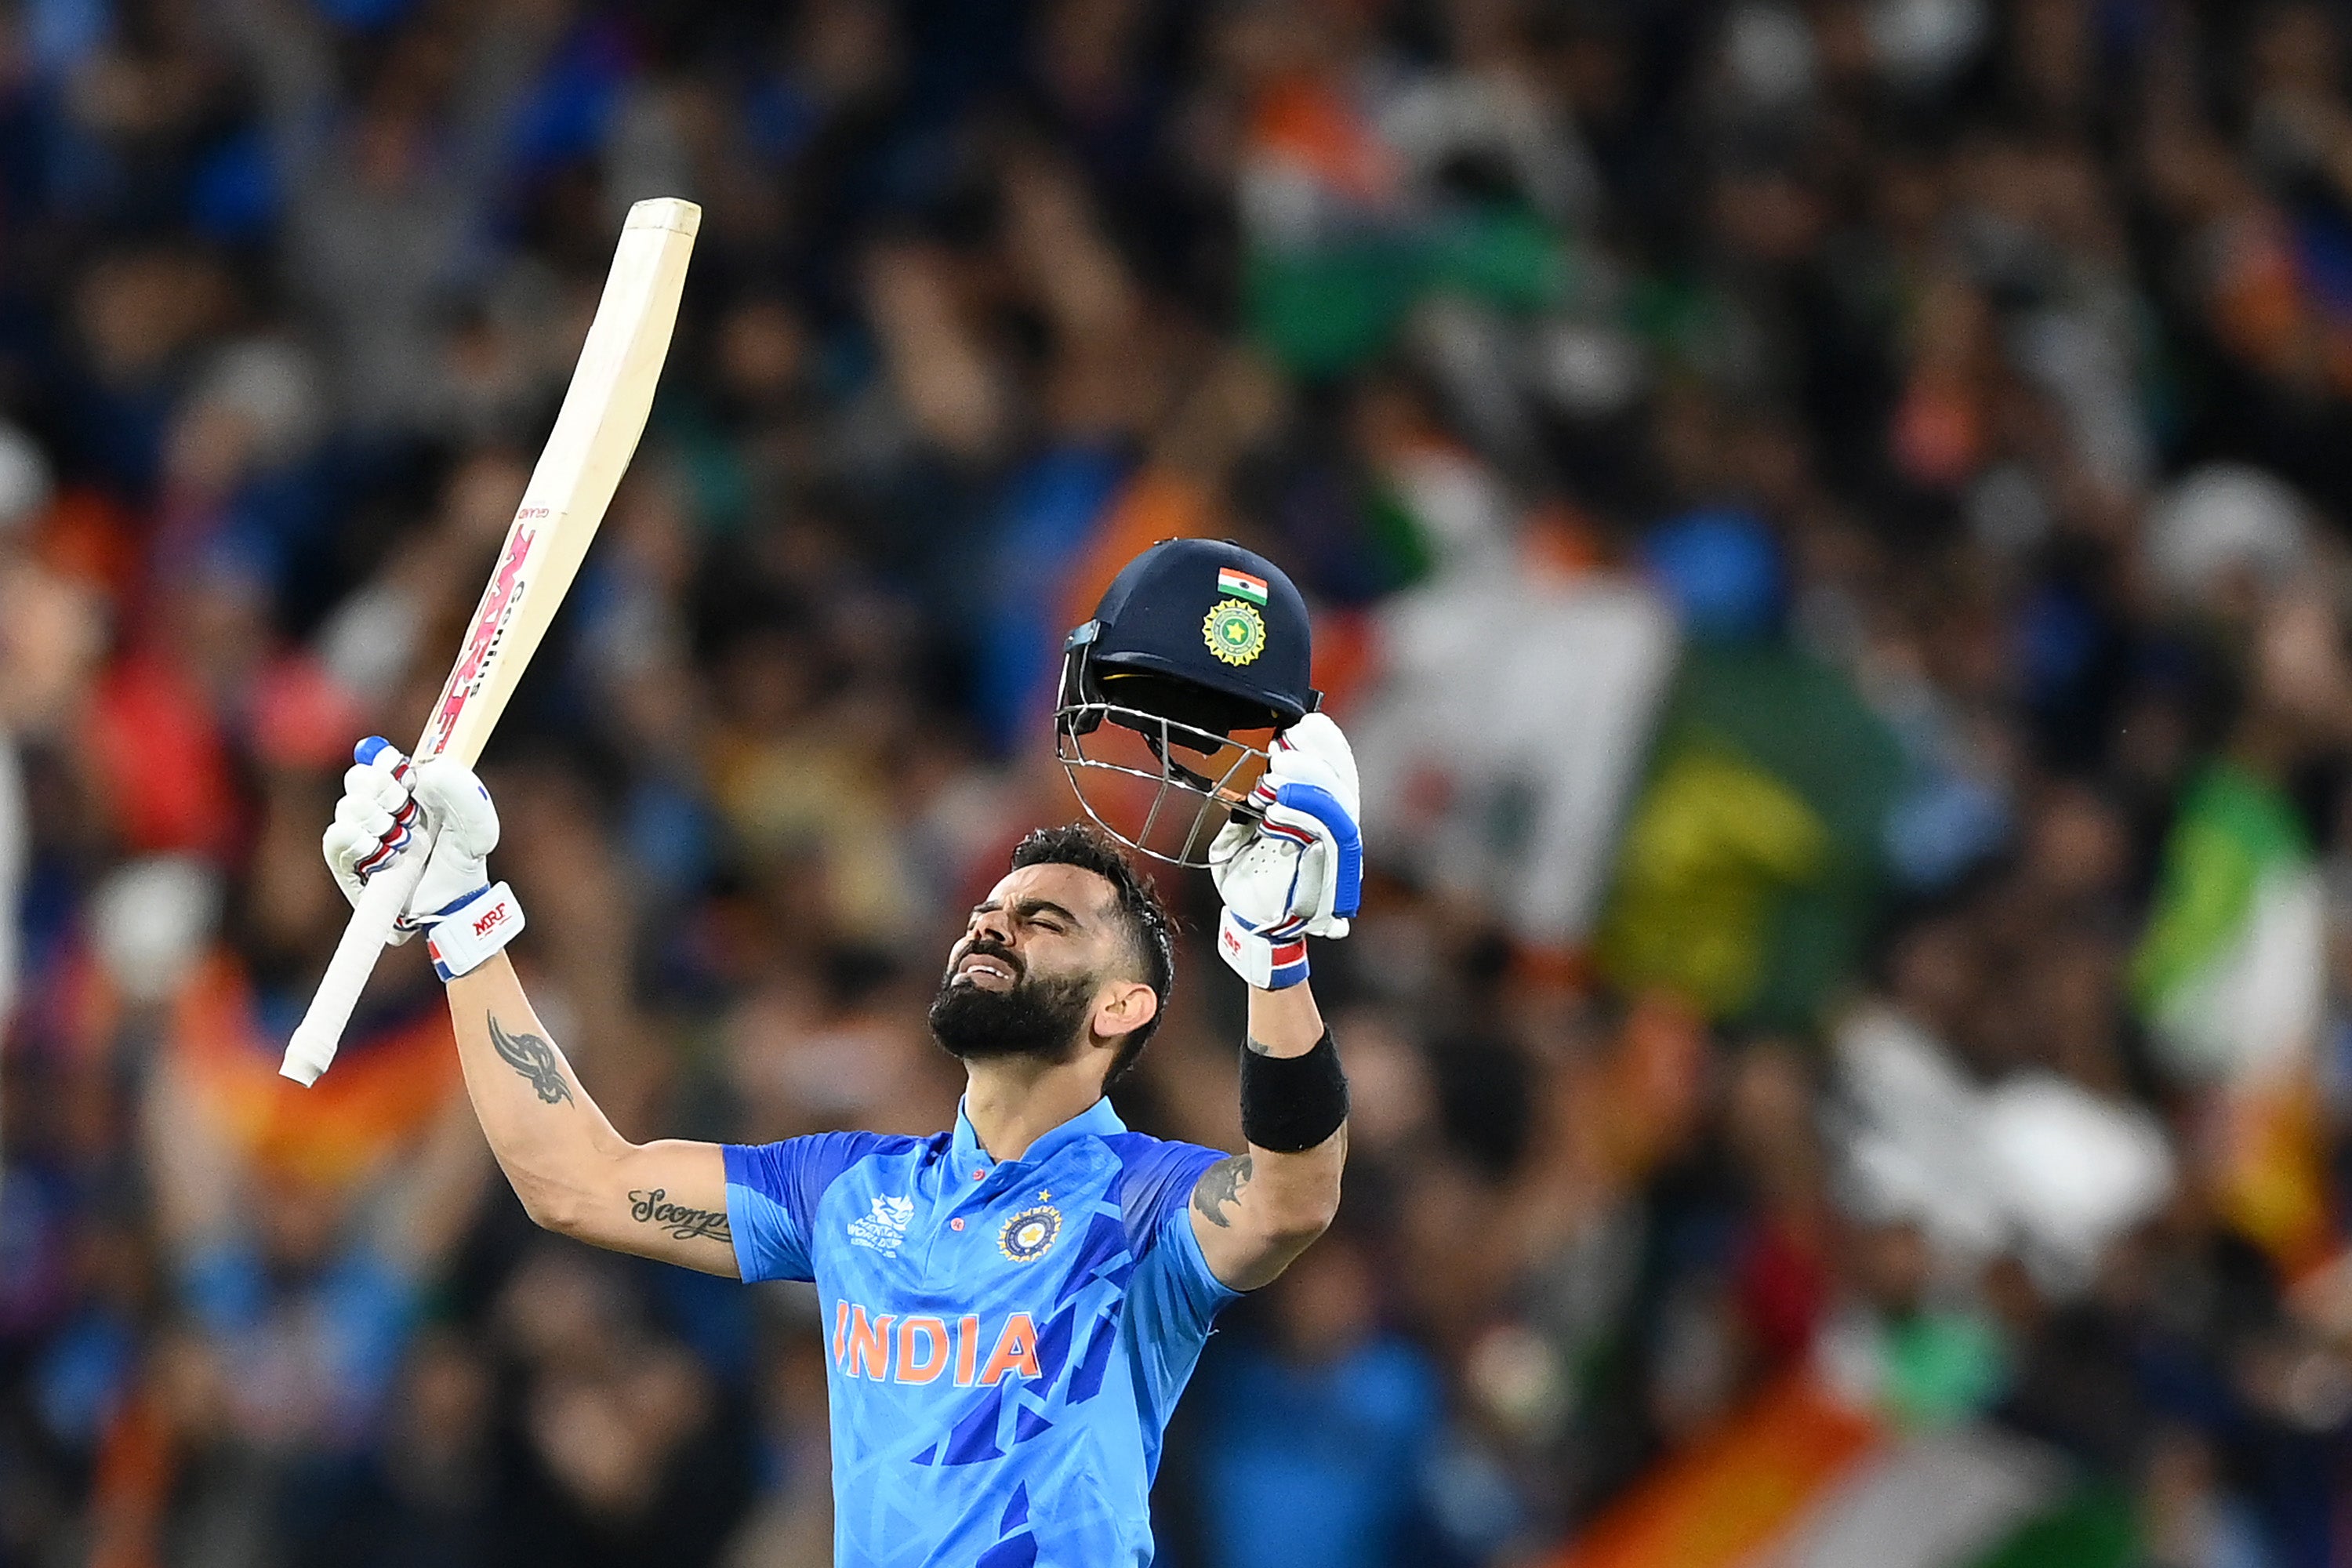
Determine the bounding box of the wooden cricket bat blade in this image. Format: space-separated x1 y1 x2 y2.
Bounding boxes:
281 198 700 1085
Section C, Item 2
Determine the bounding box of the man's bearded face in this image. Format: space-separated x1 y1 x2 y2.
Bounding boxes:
928 935 1098 1064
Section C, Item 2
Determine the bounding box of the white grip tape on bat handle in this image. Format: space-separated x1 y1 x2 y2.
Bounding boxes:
278 822 438 1086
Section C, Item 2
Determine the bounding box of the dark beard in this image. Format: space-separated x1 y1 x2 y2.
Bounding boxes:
929 960 1098 1064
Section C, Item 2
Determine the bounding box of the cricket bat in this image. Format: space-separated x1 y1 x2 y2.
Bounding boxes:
280 197 701 1087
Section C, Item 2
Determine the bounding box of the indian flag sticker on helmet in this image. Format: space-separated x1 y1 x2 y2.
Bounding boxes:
1216 566 1269 606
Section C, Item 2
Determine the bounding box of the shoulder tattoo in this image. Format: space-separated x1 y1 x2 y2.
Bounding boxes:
1191 1154 1254 1229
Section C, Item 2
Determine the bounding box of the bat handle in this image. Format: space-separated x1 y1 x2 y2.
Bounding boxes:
278 822 438 1086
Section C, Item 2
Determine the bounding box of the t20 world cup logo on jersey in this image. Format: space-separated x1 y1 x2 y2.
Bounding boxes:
848 1194 915 1256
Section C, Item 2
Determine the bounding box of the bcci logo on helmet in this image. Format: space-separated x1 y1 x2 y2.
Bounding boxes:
998 1204 1062 1263
1203 599 1267 666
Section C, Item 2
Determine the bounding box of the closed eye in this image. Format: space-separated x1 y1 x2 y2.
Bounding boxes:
1013 898 1081 934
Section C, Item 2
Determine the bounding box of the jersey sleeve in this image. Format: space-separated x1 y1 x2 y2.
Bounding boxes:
723 1131 896 1283
1111 1136 1244 1351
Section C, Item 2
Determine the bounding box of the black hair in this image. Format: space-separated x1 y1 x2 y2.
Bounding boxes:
1007 823 1175 1087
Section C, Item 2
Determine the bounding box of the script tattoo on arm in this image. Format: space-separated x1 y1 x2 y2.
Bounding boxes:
1191 1154 1254 1229
488 1014 573 1105
629 1189 732 1243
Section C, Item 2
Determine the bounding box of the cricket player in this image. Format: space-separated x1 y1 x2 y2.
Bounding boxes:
321 543 1359 1567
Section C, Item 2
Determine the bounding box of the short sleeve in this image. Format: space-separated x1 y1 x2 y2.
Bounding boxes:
724 1131 904 1283
1109 1135 1244 1342
1134 1196 1243 1334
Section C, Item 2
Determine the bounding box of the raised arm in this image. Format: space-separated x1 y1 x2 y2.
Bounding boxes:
444 953 736 1276
1189 713 1359 1290
1189 981 1347 1290
324 741 737 1277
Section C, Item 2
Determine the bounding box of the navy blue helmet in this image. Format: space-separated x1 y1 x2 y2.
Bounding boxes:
1057 539 1319 864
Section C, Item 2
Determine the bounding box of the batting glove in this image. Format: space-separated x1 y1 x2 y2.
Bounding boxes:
322 737 524 980
1209 713 1363 989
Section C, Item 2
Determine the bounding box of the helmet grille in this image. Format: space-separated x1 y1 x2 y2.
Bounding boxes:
1055 697 1274 865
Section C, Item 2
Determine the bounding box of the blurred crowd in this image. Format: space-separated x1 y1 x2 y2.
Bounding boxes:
5 0 2352 1565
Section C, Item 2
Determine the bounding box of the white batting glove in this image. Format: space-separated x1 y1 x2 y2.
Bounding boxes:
1209 713 1363 989
321 737 524 980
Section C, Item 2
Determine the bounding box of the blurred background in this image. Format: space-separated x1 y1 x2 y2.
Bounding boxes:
2 0 2352 1564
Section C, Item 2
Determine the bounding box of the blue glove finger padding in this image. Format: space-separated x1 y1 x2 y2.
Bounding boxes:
1267 780 1363 920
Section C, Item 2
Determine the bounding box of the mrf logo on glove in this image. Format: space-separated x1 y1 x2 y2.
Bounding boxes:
430 884 524 982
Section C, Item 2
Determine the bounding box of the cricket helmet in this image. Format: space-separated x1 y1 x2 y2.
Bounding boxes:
1056 539 1319 865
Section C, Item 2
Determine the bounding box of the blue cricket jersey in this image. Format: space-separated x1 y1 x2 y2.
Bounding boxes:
724 1097 1241 1566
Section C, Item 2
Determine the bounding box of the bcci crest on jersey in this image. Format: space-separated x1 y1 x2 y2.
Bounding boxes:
998 1205 1062 1262
848 1194 915 1256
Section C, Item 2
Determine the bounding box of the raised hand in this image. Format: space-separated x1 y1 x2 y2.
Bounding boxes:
321 738 521 979
1207 713 1363 989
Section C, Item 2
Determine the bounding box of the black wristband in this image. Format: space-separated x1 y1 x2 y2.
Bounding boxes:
1239 1029 1348 1152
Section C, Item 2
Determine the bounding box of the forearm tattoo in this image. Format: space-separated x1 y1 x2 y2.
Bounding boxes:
629 1189 732 1243
488 1014 572 1105
1191 1154 1254 1229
